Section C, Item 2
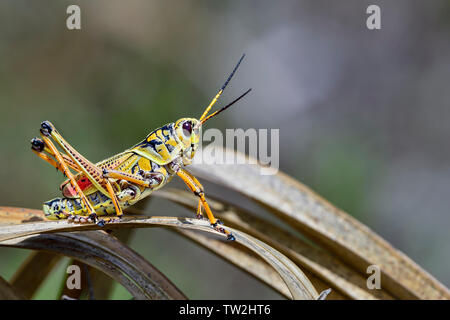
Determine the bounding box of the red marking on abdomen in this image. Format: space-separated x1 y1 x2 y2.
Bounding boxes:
77 177 92 190
61 176 93 198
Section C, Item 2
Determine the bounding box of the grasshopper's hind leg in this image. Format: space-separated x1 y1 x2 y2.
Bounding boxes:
34 121 153 227
32 122 108 224
31 137 97 221
31 138 81 173
36 121 132 226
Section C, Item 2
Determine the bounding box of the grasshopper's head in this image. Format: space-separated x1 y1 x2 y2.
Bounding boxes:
174 117 202 164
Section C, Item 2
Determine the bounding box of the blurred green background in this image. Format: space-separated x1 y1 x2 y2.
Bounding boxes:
0 0 449 299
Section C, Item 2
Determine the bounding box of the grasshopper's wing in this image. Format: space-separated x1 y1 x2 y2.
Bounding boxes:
60 152 138 198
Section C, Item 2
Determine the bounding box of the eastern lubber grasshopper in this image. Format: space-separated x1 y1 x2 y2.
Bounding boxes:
30 55 251 241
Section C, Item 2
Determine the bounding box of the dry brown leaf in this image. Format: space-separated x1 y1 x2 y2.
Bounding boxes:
83 229 136 300
60 229 135 300
1 231 186 300
0 207 319 300
173 228 344 300
0 208 186 300
189 148 450 299
155 188 392 300
174 228 291 298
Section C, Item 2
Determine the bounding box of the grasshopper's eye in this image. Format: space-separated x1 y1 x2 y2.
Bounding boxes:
182 121 192 136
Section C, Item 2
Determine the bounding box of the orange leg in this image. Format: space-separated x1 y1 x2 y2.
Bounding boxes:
39 135 96 216
196 200 203 219
176 169 235 241
35 122 120 225
34 122 160 225
182 169 205 219
31 138 81 173
40 121 108 197
97 179 123 225
102 169 164 188
34 122 150 226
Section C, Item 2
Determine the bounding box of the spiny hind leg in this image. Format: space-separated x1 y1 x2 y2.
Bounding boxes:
39 121 107 195
31 137 91 214
34 136 115 226
36 121 114 225
176 168 235 241
32 135 97 218
39 121 127 225
35 121 145 226
31 138 81 173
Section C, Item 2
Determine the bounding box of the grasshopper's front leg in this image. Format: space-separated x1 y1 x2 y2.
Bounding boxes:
175 166 235 241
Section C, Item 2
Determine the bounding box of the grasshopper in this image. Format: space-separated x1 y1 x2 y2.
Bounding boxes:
30 55 251 241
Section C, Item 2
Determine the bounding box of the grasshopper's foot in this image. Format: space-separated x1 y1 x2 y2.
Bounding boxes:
31 137 45 152
212 221 235 241
195 203 205 220
40 121 54 136
97 215 122 227
195 213 204 220
90 213 107 227
88 213 99 224
96 219 106 227
226 233 236 241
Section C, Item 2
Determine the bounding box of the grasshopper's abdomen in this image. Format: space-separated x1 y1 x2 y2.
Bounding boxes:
43 191 117 219
44 123 182 219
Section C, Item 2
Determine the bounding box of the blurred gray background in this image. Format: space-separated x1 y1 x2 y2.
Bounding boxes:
0 0 449 299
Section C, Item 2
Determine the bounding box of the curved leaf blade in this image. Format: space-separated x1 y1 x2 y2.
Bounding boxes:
155 188 393 300
189 148 450 299
0 207 319 300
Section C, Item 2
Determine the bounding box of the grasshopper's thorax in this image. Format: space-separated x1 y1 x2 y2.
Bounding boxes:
130 118 201 167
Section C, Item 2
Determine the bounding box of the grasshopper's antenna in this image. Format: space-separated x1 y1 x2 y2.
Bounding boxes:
201 88 252 124
199 54 246 122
